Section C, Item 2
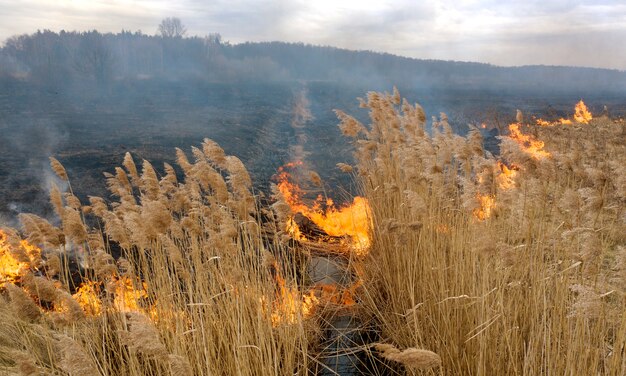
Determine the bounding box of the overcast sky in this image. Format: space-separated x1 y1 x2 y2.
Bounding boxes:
1 0 625 70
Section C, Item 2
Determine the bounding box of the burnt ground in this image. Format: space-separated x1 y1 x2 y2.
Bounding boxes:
1 78 625 223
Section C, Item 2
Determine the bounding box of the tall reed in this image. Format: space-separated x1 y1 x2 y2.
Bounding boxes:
1 139 315 375
338 89 626 375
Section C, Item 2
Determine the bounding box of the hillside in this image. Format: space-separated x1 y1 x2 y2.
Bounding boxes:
2 31 626 95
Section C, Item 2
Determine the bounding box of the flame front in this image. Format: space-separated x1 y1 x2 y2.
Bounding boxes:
1 228 156 319
276 164 371 255
313 281 361 307
110 276 149 312
271 164 369 322
536 100 592 126
472 162 518 221
507 123 551 159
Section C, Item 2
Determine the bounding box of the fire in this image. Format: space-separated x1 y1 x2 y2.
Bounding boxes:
0 229 41 286
473 162 517 221
507 123 551 159
574 100 592 124
268 277 364 326
72 281 103 316
285 217 306 242
496 162 518 191
110 276 149 312
73 277 158 318
269 270 318 326
313 281 360 307
0 230 162 322
275 164 371 255
473 194 495 221
558 118 573 125
270 162 372 323
535 100 592 126
535 118 553 127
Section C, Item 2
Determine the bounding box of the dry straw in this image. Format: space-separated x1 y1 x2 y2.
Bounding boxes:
375 343 442 370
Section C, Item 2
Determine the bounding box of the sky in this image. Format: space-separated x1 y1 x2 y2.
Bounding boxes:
1 0 625 70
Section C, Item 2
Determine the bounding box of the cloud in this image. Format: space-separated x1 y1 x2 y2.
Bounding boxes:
1 0 625 69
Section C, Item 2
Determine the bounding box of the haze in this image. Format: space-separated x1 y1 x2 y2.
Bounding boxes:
1 0 625 70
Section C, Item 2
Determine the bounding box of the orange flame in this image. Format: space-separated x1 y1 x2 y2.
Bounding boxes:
110 276 149 312
268 278 363 326
507 123 551 159
269 269 318 326
558 118 573 125
473 162 517 221
313 281 361 307
285 217 306 242
0 229 41 286
275 164 371 255
473 194 495 220
535 100 592 126
496 162 519 191
535 118 553 127
74 276 159 319
573 100 592 124
72 281 103 316
0 230 162 321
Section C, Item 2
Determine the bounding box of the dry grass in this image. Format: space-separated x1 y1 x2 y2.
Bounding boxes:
1 89 624 375
340 88 626 375
0 139 315 375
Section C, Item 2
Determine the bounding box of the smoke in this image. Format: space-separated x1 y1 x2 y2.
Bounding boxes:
0 116 68 222
289 87 314 164
12 118 68 156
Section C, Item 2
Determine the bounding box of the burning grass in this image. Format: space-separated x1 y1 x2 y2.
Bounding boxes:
0 89 624 375
340 88 626 375
536 100 594 126
274 162 371 255
0 140 316 375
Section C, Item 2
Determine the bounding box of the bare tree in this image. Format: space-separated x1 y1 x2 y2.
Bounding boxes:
73 31 114 86
158 17 187 38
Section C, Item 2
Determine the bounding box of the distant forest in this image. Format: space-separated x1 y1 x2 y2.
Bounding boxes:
2 28 626 95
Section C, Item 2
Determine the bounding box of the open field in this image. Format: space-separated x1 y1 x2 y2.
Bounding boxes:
0 85 625 375
2 78 624 221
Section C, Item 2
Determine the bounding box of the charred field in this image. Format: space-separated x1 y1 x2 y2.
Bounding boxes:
2 78 623 221
1 43 626 375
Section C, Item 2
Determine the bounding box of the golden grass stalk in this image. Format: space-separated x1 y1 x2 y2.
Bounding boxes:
374 343 442 370
49 157 68 182
341 89 625 375
1 139 315 376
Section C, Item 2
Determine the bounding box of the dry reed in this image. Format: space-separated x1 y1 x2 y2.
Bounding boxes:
0 139 315 376
339 88 625 375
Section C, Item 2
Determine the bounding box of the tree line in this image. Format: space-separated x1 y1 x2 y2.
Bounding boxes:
1 20 626 94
